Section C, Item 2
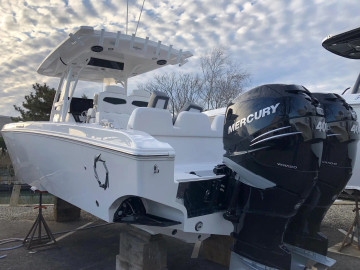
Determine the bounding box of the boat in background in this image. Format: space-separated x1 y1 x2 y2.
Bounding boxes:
322 27 360 192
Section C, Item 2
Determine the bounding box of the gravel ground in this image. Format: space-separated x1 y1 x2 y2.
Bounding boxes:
0 204 99 222
322 203 355 230
0 202 359 269
0 202 356 228
0 201 356 243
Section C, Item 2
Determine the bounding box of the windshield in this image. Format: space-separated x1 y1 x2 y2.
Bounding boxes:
74 81 104 99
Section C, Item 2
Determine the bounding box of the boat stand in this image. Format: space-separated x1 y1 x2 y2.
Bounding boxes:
339 194 360 251
23 190 57 250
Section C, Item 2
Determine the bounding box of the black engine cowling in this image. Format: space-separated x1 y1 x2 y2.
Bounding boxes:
284 93 359 255
222 84 326 269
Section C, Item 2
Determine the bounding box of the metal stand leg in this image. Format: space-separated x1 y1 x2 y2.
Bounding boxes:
23 192 57 250
339 195 360 251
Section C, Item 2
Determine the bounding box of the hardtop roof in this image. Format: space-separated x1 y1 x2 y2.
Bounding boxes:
322 27 360 59
37 26 192 82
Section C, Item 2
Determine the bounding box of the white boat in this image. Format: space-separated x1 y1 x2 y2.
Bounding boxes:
4 26 350 270
322 27 360 192
337 94 360 191
2 26 231 242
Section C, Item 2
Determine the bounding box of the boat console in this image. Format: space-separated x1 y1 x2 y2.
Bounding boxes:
69 97 94 122
90 85 150 128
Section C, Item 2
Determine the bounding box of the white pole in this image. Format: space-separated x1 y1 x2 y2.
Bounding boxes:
61 66 73 122
50 75 65 121
124 79 128 96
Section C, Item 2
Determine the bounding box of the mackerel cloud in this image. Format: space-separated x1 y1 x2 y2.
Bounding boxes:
0 0 360 116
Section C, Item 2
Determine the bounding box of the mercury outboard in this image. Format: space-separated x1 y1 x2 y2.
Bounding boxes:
284 93 359 257
219 84 326 269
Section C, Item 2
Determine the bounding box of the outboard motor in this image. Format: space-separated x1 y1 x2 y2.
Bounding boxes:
221 84 326 270
284 93 359 256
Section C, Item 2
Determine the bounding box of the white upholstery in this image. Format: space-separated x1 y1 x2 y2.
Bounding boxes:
128 89 150 107
104 85 126 94
174 111 212 136
97 87 128 114
127 107 174 136
171 112 224 166
129 109 222 137
93 86 151 129
128 108 224 166
211 115 225 136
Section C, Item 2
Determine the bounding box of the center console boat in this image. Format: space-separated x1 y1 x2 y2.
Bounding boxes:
3 26 359 269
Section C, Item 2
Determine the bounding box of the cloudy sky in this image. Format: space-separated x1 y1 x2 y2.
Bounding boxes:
1 0 360 116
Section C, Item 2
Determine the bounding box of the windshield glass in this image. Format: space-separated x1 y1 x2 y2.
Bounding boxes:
74 81 104 99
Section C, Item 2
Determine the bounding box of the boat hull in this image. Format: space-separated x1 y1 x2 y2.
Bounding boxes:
3 127 173 221
2 122 233 237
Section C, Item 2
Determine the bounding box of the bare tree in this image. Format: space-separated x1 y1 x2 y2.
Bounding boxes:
138 72 203 116
201 47 250 110
138 47 250 114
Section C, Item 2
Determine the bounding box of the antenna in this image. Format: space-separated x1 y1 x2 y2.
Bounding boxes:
126 0 129 35
135 0 146 36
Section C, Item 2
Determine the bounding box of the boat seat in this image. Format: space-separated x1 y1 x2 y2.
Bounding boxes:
211 115 225 136
147 90 169 109
173 101 203 123
174 111 213 136
170 112 224 166
127 107 174 136
128 94 222 166
128 89 150 108
128 107 224 166
129 108 220 138
97 85 128 114
127 91 172 134
178 102 203 113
